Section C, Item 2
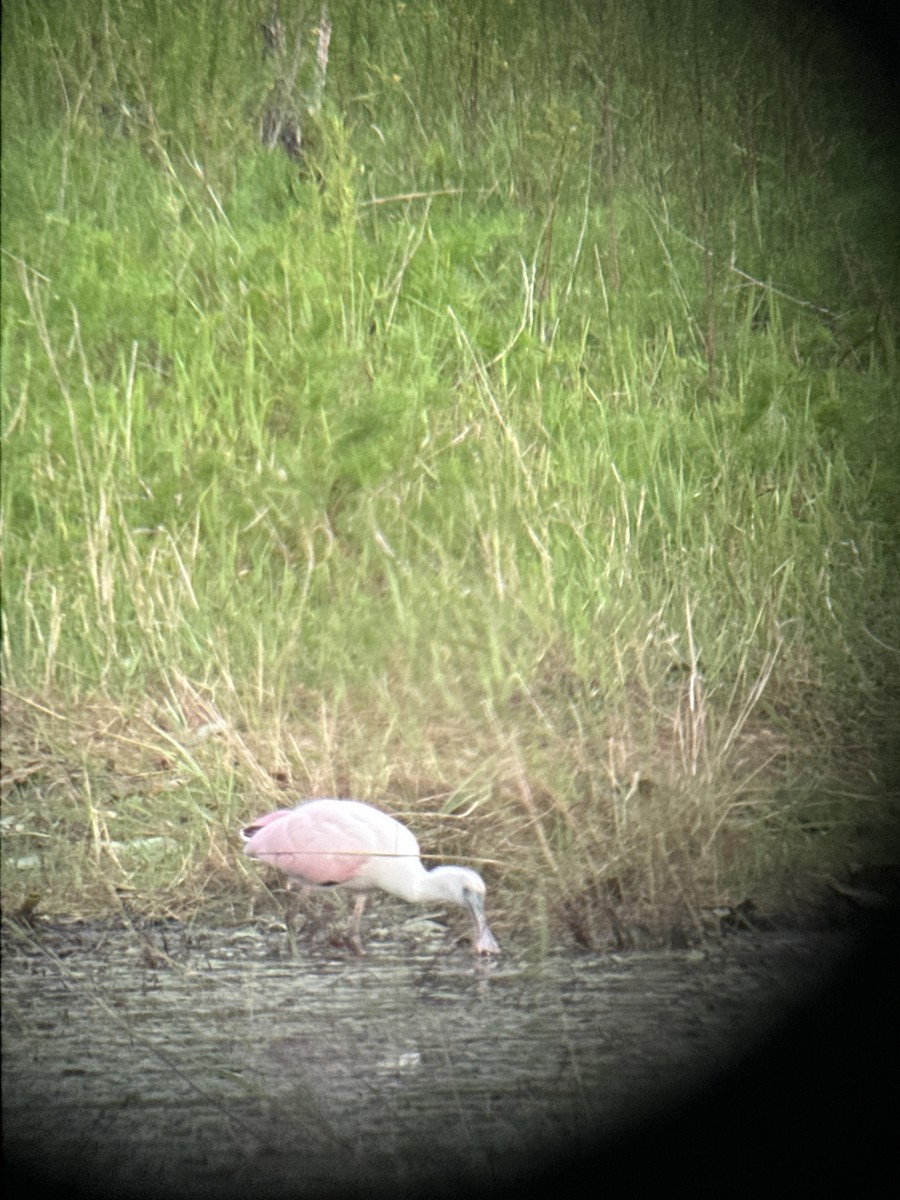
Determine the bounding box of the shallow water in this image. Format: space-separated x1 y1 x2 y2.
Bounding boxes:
0 914 877 1198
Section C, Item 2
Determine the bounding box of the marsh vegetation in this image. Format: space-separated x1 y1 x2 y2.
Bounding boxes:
2 0 898 943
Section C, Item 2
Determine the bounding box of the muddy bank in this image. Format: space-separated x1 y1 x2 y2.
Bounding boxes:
3 913 897 1198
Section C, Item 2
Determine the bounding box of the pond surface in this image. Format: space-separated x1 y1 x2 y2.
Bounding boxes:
1 912 891 1198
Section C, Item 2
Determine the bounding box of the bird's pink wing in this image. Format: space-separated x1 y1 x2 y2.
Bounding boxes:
244 806 375 884
242 809 294 839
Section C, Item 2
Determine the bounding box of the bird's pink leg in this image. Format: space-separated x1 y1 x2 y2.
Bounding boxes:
348 894 368 955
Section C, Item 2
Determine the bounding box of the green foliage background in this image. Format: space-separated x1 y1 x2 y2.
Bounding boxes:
2 0 898 937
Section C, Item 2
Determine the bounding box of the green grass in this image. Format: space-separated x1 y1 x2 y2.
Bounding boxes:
2 0 899 946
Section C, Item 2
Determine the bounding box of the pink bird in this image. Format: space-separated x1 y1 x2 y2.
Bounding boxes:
242 798 500 956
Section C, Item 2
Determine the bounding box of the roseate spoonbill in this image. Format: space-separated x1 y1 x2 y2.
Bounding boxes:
242 798 500 956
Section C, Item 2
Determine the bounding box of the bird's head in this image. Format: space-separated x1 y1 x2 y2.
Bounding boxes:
428 866 500 955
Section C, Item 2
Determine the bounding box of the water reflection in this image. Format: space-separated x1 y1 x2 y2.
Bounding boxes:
1 919 867 1198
